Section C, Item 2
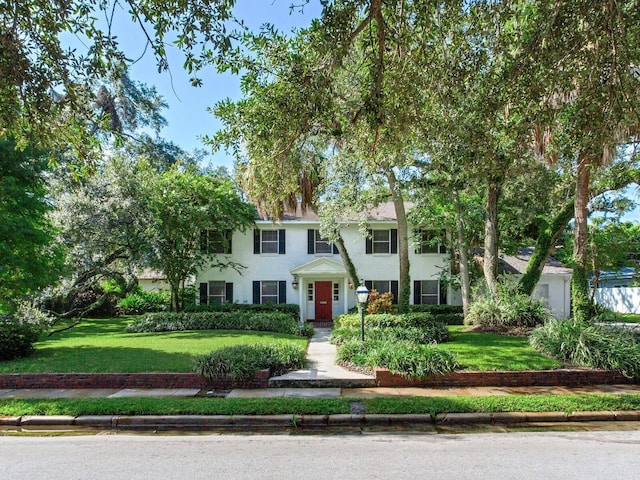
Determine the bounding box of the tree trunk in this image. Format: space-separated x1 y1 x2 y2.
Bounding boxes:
387 169 411 313
519 200 575 295
483 180 501 299
572 151 593 323
454 192 471 317
334 234 361 299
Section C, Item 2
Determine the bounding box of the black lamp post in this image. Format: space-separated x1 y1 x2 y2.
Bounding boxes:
356 283 369 342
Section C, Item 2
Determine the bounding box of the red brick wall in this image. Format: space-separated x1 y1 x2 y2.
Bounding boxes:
0 370 270 390
374 368 637 388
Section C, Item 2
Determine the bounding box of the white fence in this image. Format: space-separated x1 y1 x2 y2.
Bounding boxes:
594 287 640 314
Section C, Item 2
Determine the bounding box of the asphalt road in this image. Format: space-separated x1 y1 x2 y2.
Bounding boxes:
1 430 639 479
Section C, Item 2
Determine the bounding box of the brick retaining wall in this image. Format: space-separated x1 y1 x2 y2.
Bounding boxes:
373 368 637 387
0 370 270 390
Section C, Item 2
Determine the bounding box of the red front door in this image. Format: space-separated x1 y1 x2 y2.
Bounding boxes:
315 281 333 320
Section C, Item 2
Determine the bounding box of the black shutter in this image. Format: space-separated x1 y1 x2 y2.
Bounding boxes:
226 230 233 254
307 229 315 254
413 280 421 305
278 229 286 254
253 229 260 254
439 229 447 254
365 280 373 291
200 231 208 253
253 281 260 304
199 282 208 305
390 280 399 304
225 283 233 303
439 243 447 254
414 230 420 254
391 229 398 254
278 280 287 304
439 282 447 305
365 229 372 254
332 242 339 254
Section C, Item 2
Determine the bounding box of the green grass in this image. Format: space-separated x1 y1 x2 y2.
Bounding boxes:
0 394 638 417
0 316 307 373
444 326 560 371
617 313 640 323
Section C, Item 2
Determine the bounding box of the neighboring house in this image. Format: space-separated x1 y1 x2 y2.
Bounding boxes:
137 268 170 292
497 248 573 319
593 267 639 314
196 203 452 323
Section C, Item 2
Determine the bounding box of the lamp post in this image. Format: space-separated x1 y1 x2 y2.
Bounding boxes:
356 283 369 342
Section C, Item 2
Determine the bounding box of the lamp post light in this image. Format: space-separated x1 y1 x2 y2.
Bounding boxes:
355 283 369 342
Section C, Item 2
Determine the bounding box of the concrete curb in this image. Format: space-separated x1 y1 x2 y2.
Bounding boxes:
2 411 640 430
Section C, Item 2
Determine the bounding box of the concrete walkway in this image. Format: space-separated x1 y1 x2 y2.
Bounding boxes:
269 328 375 387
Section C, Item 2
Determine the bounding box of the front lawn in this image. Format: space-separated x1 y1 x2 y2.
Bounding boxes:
0 316 307 373
443 326 560 371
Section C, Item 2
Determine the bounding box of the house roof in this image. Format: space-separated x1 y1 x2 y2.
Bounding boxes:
259 201 412 222
498 248 572 276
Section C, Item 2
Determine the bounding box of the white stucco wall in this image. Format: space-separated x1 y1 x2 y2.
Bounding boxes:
196 220 450 320
533 274 572 319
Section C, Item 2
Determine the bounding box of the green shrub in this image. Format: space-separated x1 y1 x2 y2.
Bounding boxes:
126 311 311 337
409 305 464 315
195 343 306 380
334 312 437 329
530 319 640 378
336 339 459 377
466 292 552 328
185 302 299 318
331 324 449 345
0 316 42 361
118 289 170 315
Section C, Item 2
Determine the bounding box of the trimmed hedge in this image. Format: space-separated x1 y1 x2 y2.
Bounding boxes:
117 289 170 315
331 325 449 345
195 343 306 380
185 303 299 318
336 339 459 378
126 311 313 337
334 312 443 329
0 316 42 361
409 305 463 315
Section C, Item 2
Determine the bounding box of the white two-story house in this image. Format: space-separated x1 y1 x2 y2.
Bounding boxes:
196 203 454 323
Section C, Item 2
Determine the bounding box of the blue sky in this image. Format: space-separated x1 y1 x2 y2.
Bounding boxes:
113 1 322 170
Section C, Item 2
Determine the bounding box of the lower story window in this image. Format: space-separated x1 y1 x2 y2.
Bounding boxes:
199 281 232 305
364 280 399 304
253 280 287 304
414 280 440 305
208 281 226 305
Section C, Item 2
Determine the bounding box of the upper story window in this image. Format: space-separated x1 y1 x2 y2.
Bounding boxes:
415 229 446 254
254 229 286 254
365 229 398 255
200 230 232 254
308 229 338 255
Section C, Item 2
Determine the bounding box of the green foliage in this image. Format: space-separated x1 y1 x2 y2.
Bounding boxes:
408 305 465 325
117 289 170 315
195 343 306 381
334 313 438 329
0 141 65 310
466 288 553 329
186 302 299 318
331 325 449 346
126 311 310 337
530 319 640 378
336 339 459 378
0 315 42 361
365 290 395 314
